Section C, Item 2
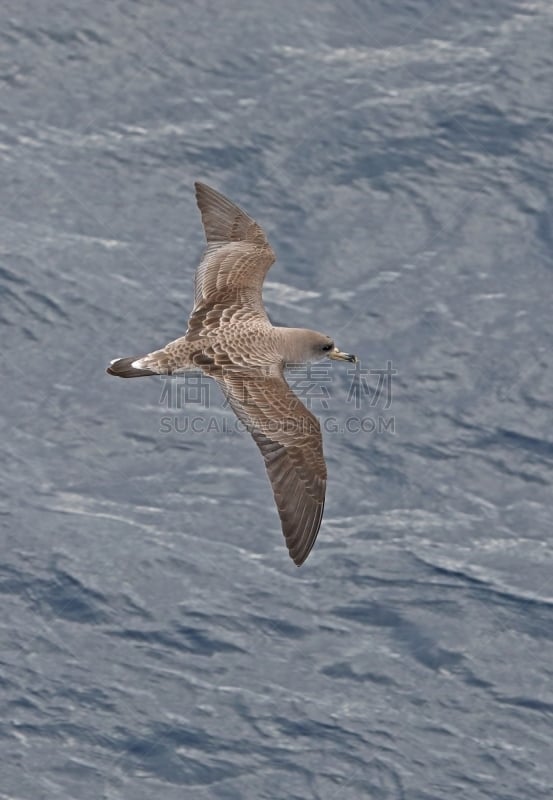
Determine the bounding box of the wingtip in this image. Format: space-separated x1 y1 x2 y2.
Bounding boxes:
194 181 221 216
290 546 311 567
194 180 212 199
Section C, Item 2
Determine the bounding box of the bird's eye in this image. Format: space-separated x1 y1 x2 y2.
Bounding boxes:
322 343 333 352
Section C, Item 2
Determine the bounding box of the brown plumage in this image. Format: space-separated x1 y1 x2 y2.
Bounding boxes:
107 182 356 566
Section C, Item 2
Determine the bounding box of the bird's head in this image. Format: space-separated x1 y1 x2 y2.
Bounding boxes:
296 330 358 364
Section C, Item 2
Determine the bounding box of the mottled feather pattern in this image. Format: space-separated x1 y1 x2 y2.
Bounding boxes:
107 182 354 565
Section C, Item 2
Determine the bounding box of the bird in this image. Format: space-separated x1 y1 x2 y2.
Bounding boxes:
107 182 357 566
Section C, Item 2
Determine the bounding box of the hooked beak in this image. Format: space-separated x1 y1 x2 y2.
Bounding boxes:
329 347 358 364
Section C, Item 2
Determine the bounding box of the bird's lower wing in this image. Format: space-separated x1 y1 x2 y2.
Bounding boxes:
216 368 327 566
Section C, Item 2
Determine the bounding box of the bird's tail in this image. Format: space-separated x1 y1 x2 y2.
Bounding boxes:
107 340 196 378
106 355 158 378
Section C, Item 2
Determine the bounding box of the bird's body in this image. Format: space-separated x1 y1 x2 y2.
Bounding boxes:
108 183 356 565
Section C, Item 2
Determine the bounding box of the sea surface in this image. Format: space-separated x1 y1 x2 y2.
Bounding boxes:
1 1 553 798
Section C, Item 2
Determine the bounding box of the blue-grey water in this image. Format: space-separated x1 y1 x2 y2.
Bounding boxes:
1 1 553 798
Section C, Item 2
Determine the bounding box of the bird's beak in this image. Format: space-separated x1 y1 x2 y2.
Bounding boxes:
329 347 358 363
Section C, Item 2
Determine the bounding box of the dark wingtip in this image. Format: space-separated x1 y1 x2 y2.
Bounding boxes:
291 550 309 567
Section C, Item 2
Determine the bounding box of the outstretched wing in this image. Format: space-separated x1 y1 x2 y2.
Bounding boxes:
208 362 327 566
188 185 326 564
187 183 276 339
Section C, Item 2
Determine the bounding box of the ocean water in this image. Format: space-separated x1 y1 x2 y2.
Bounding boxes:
1 1 553 798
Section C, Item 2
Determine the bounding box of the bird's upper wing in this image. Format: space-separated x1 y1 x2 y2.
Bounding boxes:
203 360 327 566
187 183 276 338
